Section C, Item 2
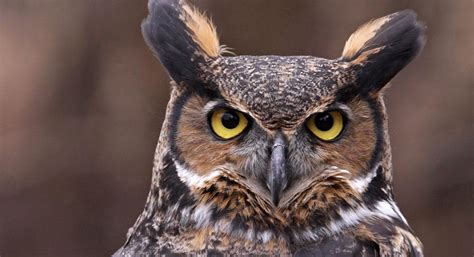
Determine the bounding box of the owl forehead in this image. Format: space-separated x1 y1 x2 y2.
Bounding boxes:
210 56 345 129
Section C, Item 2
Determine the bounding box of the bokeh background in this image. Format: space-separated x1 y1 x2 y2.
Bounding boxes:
1 0 472 256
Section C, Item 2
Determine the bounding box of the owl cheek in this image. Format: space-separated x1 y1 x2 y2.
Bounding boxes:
314 135 375 179
175 131 237 175
169 94 232 175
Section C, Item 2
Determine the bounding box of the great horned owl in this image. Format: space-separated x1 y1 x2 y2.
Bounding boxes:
114 0 426 256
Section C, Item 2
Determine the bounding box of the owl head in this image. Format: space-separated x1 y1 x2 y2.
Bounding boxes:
141 0 425 244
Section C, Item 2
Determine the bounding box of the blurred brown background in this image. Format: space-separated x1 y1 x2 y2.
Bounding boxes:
0 0 472 256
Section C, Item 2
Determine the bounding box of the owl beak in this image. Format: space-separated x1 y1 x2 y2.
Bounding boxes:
268 132 288 206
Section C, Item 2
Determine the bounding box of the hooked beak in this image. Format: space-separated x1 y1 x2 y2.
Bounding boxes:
267 132 288 206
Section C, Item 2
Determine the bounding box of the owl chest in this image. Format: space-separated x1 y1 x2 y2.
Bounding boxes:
131 224 379 257
126 229 379 257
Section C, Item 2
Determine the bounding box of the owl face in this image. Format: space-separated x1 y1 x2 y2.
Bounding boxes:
171 58 378 207
142 0 425 240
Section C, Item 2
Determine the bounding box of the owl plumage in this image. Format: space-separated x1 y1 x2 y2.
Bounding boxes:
114 0 426 256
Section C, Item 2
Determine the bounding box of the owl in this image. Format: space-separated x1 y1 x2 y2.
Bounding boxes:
114 0 426 256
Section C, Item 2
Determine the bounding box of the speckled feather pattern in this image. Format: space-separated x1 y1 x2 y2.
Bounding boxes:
209 56 346 129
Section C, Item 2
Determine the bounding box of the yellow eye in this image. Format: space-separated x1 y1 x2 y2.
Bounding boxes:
209 108 249 139
306 111 345 141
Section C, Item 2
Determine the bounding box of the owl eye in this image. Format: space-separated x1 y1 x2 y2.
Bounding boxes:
209 108 249 140
306 110 345 141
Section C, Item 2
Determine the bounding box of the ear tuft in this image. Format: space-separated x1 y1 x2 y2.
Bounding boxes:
342 10 426 62
181 4 221 57
340 10 426 94
142 0 224 84
342 15 392 61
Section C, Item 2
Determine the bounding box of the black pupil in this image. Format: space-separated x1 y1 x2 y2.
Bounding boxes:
221 111 240 129
315 112 333 131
